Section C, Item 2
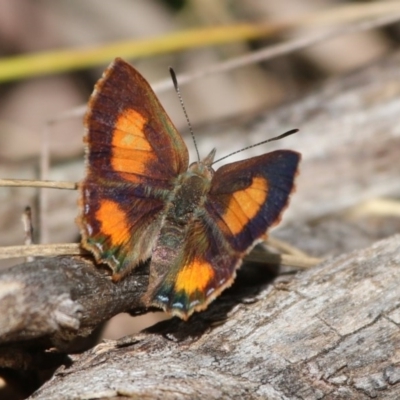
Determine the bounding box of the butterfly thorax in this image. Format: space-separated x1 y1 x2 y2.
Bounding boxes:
167 162 213 224
163 148 216 224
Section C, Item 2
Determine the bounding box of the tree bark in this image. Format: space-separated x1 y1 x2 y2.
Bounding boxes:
0 257 149 360
30 235 400 399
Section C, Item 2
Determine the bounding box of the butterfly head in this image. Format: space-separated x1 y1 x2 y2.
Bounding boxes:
188 148 216 179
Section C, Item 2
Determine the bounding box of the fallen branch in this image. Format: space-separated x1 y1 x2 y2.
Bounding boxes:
30 235 400 399
0 178 76 190
0 256 149 353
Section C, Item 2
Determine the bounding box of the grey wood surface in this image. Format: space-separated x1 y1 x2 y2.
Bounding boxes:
30 235 400 399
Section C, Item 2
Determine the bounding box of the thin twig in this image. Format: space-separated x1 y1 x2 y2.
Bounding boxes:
0 242 322 269
265 237 310 258
39 124 51 243
0 243 84 259
21 206 34 247
247 247 322 270
153 12 400 93
0 179 77 190
49 11 400 123
346 198 400 218
47 104 86 123
21 206 35 262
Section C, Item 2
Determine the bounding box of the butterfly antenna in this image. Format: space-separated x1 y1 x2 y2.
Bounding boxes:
212 128 299 165
170 67 200 162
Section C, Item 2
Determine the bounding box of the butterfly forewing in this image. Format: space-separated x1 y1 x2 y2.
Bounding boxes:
79 58 189 277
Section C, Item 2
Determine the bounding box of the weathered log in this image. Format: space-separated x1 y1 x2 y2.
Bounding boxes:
0 257 149 355
30 235 400 399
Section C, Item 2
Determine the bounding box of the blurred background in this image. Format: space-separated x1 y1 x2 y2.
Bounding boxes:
0 0 399 344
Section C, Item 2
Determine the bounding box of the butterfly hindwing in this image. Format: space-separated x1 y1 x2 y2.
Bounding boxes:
147 217 239 319
79 58 189 277
80 183 165 276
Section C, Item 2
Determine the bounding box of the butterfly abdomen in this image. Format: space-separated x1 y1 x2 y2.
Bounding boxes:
143 170 214 310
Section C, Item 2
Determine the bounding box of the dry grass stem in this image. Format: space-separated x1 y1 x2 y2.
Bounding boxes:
0 179 77 190
0 242 322 270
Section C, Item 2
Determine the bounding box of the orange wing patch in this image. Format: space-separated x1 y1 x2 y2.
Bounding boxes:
111 109 157 181
222 176 268 235
174 258 215 295
96 199 130 246
112 109 151 151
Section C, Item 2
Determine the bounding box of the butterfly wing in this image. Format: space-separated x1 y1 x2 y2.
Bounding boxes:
148 150 300 319
79 58 189 278
207 150 301 253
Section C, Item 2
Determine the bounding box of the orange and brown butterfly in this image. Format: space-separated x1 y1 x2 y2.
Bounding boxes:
78 58 301 320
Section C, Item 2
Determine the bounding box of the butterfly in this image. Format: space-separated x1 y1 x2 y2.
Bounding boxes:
78 58 301 320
